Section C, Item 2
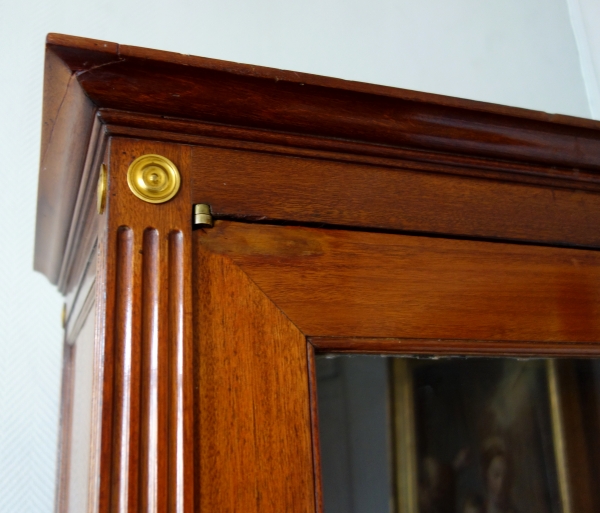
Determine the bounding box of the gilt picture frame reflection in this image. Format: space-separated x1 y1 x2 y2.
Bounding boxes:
392 359 570 513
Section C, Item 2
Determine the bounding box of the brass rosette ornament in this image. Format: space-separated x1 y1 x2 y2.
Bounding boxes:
97 164 107 214
127 154 181 204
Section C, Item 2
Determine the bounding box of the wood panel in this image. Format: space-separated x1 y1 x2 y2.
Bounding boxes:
65 251 97 344
66 304 97 513
196 221 600 345
98 138 194 513
57 117 107 295
55 342 75 513
55 277 100 513
192 146 600 247
56 240 104 513
194 243 315 513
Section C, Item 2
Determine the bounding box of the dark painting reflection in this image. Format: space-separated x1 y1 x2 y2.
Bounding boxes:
316 356 600 513
412 359 559 513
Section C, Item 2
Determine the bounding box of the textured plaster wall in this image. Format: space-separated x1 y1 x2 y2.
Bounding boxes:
0 0 595 511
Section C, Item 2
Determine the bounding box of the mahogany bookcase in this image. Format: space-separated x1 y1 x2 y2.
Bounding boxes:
35 34 600 513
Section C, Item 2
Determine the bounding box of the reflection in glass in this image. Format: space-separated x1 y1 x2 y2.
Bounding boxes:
316 356 600 513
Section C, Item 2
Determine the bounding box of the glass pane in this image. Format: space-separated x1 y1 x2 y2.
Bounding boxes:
316 356 600 513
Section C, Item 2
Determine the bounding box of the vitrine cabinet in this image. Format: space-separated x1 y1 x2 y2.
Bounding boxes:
35 34 600 513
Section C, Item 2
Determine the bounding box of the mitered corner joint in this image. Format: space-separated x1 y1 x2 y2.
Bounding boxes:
194 204 214 227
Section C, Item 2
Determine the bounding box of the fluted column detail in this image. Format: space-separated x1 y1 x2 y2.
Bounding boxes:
98 140 193 513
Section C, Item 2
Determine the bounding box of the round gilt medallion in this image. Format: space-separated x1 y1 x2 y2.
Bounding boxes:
97 163 108 214
126 154 181 204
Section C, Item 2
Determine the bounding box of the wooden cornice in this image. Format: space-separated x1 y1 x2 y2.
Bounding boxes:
36 33 600 285
45 33 600 170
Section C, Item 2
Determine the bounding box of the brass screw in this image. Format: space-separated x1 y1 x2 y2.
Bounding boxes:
194 204 213 227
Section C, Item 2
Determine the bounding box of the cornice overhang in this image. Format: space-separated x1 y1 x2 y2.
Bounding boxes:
36 33 600 285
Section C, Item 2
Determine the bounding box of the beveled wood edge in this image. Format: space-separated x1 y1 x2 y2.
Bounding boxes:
194 244 316 512
197 222 600 344
194 224 600 358
89 208 108 513
36 33 600 288
45 33 600 171
309 337 600 357
65 249 97 345
45 33 600 130
54 342 76 513
34 48 102 286
35 42 97 283
306 342 324 513
101 110 600 192
57 120 108 294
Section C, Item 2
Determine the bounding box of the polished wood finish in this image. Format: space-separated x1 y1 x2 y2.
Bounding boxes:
307 343 324 513
98 138 194 513
34 34 600 513
56 245 101 513
44 33 600 172
58 117 107 296
66 306 97 513
55 342 75 513
194 243 315 512
99 108 600 191
310 337 600 357
36 32 600 288
191 145 600 247
35 43 97 285
197 221 600 343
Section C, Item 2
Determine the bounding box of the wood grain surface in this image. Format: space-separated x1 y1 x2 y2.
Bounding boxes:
34 44 97 283
191 146 600 248
38 34 600 513
37 33 600 285
44 33 600 172
99 108 600 192
98 139 194 513
57 116 107 296
306 343 324 513
309 337 600 357
193 243 315 513
55 342 75 513
66 305 97 513
196 221 600 345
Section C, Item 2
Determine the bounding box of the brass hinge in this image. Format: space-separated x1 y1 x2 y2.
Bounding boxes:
194 204 214 227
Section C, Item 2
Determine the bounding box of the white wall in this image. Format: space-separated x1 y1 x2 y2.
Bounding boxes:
567 0 600 118
0 0 596 511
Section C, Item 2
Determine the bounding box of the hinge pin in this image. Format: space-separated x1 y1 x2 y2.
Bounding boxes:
194 204 214 227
